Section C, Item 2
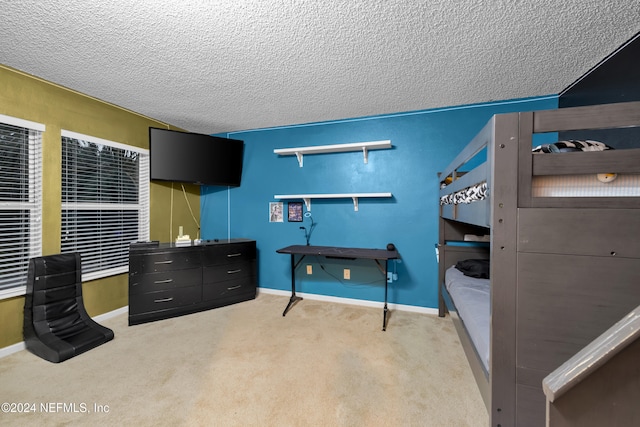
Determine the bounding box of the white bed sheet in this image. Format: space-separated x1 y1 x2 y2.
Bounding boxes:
445 265 490 372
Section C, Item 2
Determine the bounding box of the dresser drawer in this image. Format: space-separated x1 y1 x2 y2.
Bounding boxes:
203 276 256 301
129 285 201 314
203 261 255 284
129 248 201 274
129 267 201 295
202 242 256 266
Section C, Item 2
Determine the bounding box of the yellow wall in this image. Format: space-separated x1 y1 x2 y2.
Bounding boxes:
0 65 201 348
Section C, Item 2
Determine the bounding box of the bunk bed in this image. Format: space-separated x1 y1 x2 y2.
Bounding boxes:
437 101 640 427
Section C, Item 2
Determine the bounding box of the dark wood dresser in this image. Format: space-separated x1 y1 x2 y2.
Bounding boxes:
128 239 256 325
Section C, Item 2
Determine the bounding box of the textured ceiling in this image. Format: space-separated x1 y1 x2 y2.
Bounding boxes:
1 1 639 134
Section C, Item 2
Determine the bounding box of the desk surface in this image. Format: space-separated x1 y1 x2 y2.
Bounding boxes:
276 245 398 260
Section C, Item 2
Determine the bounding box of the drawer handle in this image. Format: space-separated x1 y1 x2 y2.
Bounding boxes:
227 269 242 274
154 260 174 265
154 297 174 303
154 279 173 284
227 253 242 258
227 285 242 290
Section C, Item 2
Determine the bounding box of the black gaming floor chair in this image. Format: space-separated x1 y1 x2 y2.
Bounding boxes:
23 253 114 363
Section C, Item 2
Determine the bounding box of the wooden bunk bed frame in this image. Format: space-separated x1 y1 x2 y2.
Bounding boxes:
437 101 640 427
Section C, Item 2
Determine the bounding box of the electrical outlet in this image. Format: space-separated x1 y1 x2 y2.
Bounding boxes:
306 265 312 275
344 268 350 280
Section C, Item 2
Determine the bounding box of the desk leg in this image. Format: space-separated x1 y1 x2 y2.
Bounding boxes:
383 260 389 331
283 254 303 316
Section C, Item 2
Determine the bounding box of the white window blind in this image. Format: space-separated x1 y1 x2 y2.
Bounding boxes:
61 130 149 281
0 114 43 298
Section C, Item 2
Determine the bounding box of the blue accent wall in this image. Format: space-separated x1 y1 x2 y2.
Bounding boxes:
201 96 558 309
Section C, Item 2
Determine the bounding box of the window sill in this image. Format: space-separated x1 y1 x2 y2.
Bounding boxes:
0 266 129 301
0 286 26 301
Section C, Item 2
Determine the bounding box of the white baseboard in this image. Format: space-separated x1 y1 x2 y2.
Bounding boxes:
257 287 438 316
0 341 26 359
93 305 128 322
0 306 129 359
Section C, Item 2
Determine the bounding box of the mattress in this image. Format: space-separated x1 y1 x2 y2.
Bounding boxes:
441 174 640 204
440 182 487 205
445 265 490 372
531 173 640 197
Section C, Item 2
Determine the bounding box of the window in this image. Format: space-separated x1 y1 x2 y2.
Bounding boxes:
0 114 43 298
61 130 149 281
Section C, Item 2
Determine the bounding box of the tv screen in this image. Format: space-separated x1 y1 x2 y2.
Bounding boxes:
149 128 244 186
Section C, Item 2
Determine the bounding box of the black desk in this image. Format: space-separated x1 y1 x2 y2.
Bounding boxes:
276 245 399 331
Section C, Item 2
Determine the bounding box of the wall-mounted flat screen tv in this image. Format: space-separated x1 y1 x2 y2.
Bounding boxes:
149 128 244 187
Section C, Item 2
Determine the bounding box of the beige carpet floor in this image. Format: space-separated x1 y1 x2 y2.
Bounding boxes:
0 293 487 426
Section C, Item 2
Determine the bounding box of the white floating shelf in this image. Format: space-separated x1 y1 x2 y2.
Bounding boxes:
274 140 392 167
274 192 392 211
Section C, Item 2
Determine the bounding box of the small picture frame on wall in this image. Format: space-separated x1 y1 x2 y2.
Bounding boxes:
288 202 303 222
269 202 283 223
